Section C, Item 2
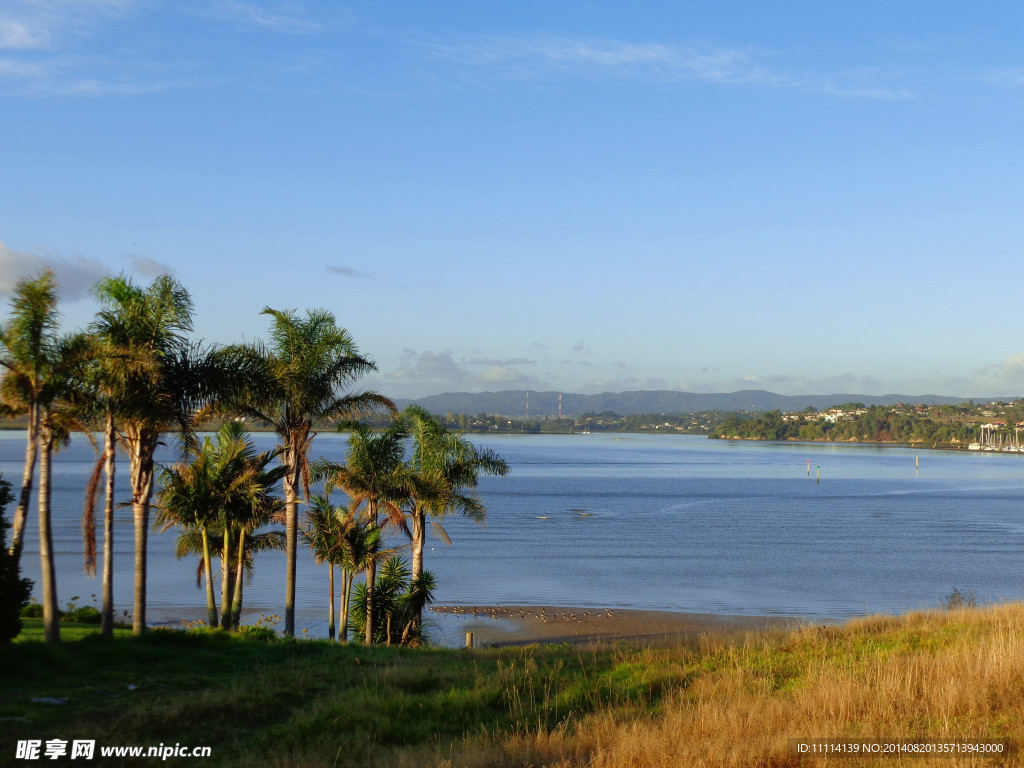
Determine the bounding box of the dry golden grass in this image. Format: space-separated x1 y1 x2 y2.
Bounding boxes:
434 604 1024 767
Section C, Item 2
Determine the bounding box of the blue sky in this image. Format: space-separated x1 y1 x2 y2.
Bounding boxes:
3 1 1024 400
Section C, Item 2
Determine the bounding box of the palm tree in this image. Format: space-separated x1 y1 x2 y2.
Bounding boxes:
225 431 286 630
79 329 154 637
0 271 59 556
33 335 91 644
170 526 285 629
156 437 221 627
335 509 381 644
403 405 508 630
222 308 393 637
349 555 436 646
156 422 286 630
302 494 383 643
0 273 92 644
314 420 412 644
301 495 343 641
91 274 231 635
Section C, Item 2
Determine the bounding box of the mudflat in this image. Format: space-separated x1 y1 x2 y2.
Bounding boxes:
430 605 815 648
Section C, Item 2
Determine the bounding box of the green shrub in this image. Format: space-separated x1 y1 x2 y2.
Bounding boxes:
0 476 33 643
62 605 102 624
20 602 43 618
237 625 278 641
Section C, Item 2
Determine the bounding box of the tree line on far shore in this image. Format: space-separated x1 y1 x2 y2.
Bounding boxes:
0 271 507 645
711 404 983 444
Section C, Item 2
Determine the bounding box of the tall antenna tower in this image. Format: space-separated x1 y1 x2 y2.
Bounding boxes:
526 390 529 419
558 392 562 419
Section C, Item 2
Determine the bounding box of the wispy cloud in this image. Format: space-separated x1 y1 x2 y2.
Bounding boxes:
428 34 920 100
0 58 46 80
822 83 914 101
326 264 370 278
0 1 319 98
0 56 198 97
208 2 321 34
0 1 201 97
821 66 916 101
428 35 791 88
0 242 110 301
973 67 1024 88
0 0 134 52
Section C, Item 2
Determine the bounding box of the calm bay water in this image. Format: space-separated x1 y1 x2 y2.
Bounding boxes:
4 431 1024 639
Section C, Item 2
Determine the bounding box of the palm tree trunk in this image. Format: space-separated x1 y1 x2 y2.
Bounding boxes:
201 526 217 627
220 530 232 630
283 446 300 637
339 569 350 644
131 494 149 635
365 559 376 645
411 510 425 580
129 432 156 636
10 402 38 555
410 509 426 631
364 504 378 645
101 413 116 637
231 528 246 630
328 563 335 642
38 419 60 644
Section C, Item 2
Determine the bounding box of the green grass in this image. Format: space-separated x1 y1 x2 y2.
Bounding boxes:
5 608 1023 767
0 620 671 767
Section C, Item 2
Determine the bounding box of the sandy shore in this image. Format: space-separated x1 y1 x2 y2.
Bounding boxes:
429 605 817 648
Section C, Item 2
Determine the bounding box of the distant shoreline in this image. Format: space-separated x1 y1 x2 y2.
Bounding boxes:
712 436 975 450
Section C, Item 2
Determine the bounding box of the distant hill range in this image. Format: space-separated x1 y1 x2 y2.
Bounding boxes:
393 389 1001 418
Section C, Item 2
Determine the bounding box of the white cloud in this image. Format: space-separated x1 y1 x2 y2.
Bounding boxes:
721 372 888 396
0 242 110 301
382 348 542 397
479 365 526 384
957 354 1024 398
699 364 1024 400
0 0 134 52
127 254 174 278
464 356 536 366
0 18 46 49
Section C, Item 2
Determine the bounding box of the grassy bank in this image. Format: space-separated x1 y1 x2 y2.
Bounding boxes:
3 605 1023 766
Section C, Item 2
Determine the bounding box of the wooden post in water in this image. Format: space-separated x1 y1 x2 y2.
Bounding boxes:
465 631 474 649
807 459 811 478
817 465 820 484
